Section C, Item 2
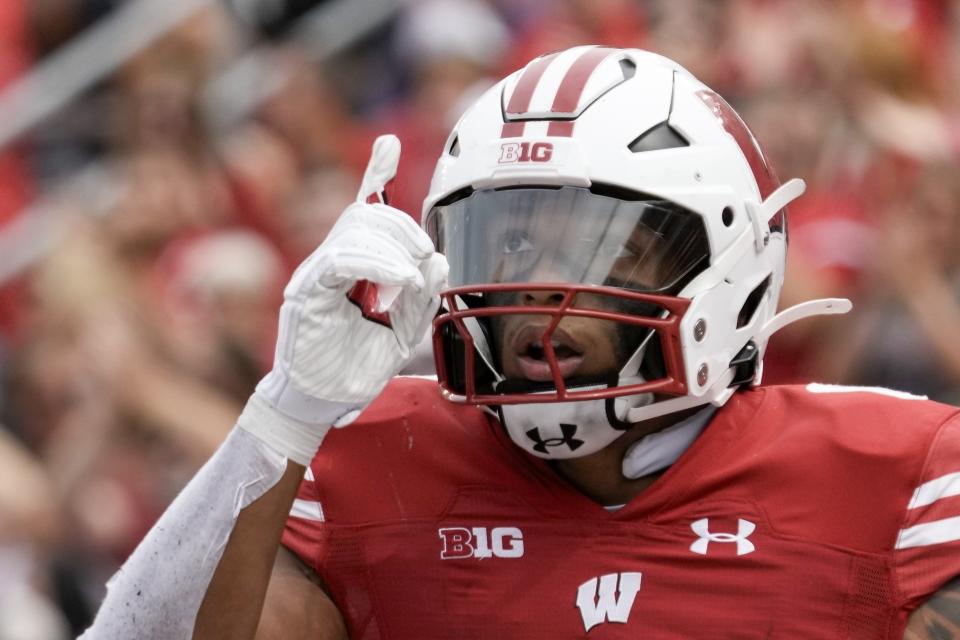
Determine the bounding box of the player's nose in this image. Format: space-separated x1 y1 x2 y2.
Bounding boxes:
522 288 566 306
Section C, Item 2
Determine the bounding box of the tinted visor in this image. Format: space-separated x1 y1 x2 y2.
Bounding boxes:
428 186 710 293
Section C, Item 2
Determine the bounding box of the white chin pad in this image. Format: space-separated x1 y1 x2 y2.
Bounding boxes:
499 384 652 460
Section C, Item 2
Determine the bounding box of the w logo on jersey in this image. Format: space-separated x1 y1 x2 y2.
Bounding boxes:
575 572 642 632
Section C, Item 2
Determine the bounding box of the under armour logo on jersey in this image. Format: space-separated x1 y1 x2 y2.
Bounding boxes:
575 572 642 632
526 424 584 454
690 518 756 556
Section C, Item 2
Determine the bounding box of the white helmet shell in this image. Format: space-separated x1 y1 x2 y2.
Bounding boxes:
424 46 850 460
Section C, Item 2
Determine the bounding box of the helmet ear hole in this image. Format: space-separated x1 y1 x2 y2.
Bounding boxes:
737 276 771 328
721 207 735 227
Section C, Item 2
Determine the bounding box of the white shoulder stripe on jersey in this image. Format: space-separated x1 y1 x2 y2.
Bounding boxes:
290 498 325 522
806 383 927 401
304 466 315 482
908 472 960 510
896 515 960 549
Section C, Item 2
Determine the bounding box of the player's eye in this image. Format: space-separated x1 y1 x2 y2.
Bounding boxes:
593 239 636 259
610 243 637 259
621 228 665 259
502 231 534 254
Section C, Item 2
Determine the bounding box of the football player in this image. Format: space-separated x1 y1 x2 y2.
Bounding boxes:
82 47 960 639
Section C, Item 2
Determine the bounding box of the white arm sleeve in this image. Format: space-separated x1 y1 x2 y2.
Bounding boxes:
79 427 289 639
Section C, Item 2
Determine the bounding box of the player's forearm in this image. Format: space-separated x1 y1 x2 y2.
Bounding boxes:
80 427 292 640
193 460 304 640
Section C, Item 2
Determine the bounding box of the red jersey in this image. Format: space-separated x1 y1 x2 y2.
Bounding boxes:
283 378 960 638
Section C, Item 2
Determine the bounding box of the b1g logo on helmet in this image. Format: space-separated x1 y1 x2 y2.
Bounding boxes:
438 526 524 559
499 141 554 164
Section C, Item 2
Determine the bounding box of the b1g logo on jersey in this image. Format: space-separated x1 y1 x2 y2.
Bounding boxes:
438 526 524 559
499 141 554 164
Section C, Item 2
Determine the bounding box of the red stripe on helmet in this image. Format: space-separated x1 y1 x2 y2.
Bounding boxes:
505 53 559 116
550 47 613 115
501 53 558 138
503 48 614 139
695 90 779 199
500 122 525 138
547 121 574 136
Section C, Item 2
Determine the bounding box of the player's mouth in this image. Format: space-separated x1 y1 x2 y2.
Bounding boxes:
512 326 585 382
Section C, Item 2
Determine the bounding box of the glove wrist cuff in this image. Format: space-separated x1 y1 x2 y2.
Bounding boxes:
256 369 364 424
237 393 334 466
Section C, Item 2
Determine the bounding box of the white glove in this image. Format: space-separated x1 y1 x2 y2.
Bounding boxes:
238 135 448 464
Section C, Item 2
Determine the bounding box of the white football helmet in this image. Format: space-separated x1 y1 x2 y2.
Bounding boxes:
422 46 850 460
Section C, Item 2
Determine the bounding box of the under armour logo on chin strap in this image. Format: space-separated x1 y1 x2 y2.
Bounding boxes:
526 423 584 454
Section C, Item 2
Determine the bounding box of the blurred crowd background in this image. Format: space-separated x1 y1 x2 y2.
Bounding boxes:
0 0 958 636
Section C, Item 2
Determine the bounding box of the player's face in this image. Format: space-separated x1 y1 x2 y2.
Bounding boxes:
430 185 709 384
491 222 668 383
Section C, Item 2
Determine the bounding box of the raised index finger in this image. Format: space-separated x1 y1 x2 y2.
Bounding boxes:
357 134 401 205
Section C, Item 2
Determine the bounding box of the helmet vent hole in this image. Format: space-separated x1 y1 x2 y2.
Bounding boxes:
628 122 689 153
722 206 735 227
619 58 636 80
737 276 771 328
448 135 460 157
